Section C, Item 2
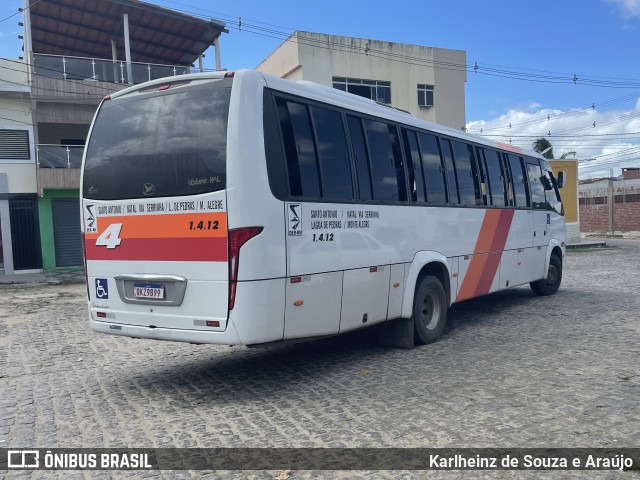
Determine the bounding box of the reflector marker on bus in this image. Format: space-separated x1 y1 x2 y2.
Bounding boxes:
293 300 303 307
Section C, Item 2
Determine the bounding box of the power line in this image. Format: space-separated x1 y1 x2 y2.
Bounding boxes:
0 0 41 24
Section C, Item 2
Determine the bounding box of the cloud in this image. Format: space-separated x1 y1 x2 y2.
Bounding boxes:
603 0 640 18
467 100 640 178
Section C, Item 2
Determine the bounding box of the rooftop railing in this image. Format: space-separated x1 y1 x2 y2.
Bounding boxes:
36 144 84 168
33 53 194 85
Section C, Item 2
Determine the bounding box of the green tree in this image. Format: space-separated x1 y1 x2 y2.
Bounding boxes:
533 138 554 159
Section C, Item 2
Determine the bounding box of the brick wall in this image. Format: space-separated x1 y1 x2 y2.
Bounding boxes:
622 168 640 180
579 194 640 232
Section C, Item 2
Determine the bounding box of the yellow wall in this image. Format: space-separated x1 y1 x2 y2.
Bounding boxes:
550 160 578 223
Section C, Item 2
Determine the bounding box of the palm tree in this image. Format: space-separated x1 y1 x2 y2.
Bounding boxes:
533 138 554 159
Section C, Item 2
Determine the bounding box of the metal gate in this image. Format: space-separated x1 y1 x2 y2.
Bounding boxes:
52 198 83 267
9 199 42 270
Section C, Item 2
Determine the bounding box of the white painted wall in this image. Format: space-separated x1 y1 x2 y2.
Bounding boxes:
0 164 37 193
256 37 301 80
257 32 466 129
0 59 36 194
0 59 29 90
0 97 32 125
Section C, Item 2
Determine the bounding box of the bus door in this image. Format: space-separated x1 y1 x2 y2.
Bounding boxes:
541 163 565 243
526 159 548 280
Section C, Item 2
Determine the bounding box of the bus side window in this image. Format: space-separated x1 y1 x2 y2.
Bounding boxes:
346 116 373 201
363 119 407 202
401 129 426 203
508 154 530 207
263 92 289 200
440 138 459 205
542 165 564 216
417 132 447 204
483 148 507 207
276 99 321 198
526 160 546 210
451 140 482 206
502 153 514 206
389 125 408 202
475 147 489 206
309 105 354 200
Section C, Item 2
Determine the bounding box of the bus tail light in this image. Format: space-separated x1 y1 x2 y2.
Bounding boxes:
228 226 263 310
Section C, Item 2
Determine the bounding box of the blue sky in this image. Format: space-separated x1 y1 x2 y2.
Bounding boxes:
1 0 640 177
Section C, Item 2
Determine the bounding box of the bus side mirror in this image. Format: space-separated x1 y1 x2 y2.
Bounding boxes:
557 171 566 188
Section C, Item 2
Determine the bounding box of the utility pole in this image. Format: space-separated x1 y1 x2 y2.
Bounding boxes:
608 168 614 233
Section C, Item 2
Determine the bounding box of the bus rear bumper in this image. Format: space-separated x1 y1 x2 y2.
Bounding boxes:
90 318 244 345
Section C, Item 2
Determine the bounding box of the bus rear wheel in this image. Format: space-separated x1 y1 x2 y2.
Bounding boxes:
413 276 447 345
530 254 562 296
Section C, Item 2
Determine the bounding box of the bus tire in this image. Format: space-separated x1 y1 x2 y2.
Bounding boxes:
413 275 447 345
530 254 562 296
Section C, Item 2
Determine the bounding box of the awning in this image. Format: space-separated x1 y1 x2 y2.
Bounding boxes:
28 0 227 66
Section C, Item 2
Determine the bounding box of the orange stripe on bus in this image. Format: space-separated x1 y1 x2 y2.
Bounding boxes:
456 211 500 301
85 212 227 240
456 210 514 301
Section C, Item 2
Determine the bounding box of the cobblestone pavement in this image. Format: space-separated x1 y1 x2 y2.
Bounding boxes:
1 239 639 479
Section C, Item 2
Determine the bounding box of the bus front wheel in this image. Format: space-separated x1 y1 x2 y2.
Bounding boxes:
530 254 562 296
413 276 448 345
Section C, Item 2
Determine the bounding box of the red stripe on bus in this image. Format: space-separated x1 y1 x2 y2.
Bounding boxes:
496 142 523 154
457 209 515 301
85 237 228 261
457 210 499 301
473 210 515 296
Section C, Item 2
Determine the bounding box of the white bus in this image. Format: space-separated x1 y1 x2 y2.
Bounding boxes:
81 69 565 347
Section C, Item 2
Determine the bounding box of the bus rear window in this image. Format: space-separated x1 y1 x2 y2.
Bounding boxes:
83 83 230 200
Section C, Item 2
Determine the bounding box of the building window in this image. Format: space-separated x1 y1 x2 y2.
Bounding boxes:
332 77 391 104
0 129 30 160
417 84 434 107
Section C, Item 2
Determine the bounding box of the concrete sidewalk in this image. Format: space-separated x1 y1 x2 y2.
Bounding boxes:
566 239 607 249
0 268 85 285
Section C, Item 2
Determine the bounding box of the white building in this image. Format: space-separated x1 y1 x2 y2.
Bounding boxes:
0 58 37 275
257 31 467 130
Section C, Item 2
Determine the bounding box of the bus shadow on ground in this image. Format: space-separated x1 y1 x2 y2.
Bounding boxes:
116 286 582 404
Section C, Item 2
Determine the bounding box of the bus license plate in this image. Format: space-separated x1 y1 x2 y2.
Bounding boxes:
133 284 164 299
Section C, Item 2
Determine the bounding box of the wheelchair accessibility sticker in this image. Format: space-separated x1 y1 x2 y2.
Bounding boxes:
95 279 109 299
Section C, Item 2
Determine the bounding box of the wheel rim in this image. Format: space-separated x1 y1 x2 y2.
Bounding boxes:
421 291 441 330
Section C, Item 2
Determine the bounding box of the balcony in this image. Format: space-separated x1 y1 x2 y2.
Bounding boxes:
34 53 194 85
37 144 83 169
36 144 83 195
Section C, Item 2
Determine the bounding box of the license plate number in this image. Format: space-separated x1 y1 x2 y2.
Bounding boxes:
133 284 164 299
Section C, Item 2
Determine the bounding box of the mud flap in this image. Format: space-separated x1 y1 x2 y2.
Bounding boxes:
377 317 414 349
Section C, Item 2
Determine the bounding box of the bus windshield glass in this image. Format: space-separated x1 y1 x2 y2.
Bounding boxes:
83 82 231 200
